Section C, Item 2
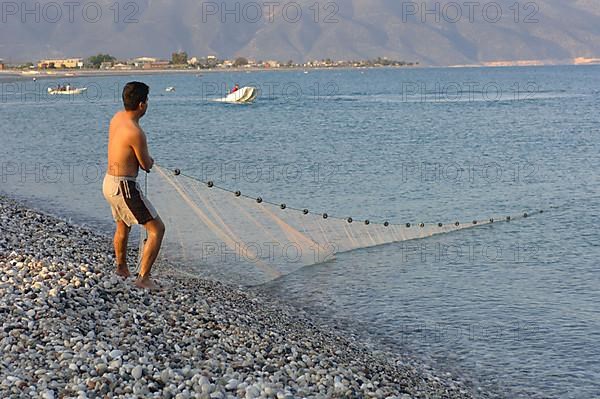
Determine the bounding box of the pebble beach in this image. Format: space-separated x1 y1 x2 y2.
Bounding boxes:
0 195 478 399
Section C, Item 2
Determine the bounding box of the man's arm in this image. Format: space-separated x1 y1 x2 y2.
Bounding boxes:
130 129 154 172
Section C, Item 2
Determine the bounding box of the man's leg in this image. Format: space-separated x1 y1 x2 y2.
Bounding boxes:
114 220 131 278
135 217 165 290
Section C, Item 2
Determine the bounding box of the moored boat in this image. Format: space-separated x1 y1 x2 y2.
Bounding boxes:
47 87 87 95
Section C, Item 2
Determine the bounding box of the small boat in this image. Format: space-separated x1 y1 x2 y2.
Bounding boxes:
213 86 258 103
166 87 176 92
47 87 87 95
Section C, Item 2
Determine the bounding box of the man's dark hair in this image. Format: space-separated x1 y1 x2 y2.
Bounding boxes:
122 82 149 111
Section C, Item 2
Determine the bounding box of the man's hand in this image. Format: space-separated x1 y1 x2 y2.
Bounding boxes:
145 157 154 172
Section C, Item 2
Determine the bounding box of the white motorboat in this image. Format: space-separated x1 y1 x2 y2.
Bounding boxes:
213 86 258 103
166 87 176 92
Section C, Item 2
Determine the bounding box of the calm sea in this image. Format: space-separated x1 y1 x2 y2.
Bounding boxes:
1 66 599 398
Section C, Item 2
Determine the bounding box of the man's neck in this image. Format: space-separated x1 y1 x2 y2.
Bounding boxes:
123 110 142 123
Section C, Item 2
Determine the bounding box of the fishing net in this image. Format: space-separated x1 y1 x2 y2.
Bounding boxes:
140 165 539 286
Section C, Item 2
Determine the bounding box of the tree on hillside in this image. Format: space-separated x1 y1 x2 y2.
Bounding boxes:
87 54 116 69
171 51 188 65
233 57 248 67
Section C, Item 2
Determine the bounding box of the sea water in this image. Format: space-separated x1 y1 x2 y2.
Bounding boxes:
1 66 599 398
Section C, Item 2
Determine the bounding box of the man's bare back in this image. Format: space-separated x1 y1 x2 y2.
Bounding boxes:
108 111 153 177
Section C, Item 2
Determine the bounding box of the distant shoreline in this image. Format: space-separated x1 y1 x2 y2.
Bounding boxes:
2 63 598 85
0 65 417 79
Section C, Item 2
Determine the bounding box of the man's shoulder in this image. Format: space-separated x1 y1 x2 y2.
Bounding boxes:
111 115 143 136
110 110 125 123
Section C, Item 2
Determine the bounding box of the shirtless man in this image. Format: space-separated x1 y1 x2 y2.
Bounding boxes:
102 81 165 290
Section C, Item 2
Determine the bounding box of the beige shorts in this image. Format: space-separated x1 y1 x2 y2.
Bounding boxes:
102 174 158 227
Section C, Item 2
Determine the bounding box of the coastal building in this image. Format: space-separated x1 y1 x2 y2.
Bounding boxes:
131 57 158 68
142 60 170 69
113 63 132 70
38 58 83 69
263 60 280 68
205 56 219 68
574 57 600 65
0 59 4 70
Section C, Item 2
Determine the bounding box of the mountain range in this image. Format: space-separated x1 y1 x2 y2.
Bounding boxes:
1 0 600 65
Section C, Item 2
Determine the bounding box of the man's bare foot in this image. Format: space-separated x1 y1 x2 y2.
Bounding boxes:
116 265 131 278
135 276 161 291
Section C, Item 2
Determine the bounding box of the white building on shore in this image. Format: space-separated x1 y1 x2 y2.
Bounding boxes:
38 58 84 69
